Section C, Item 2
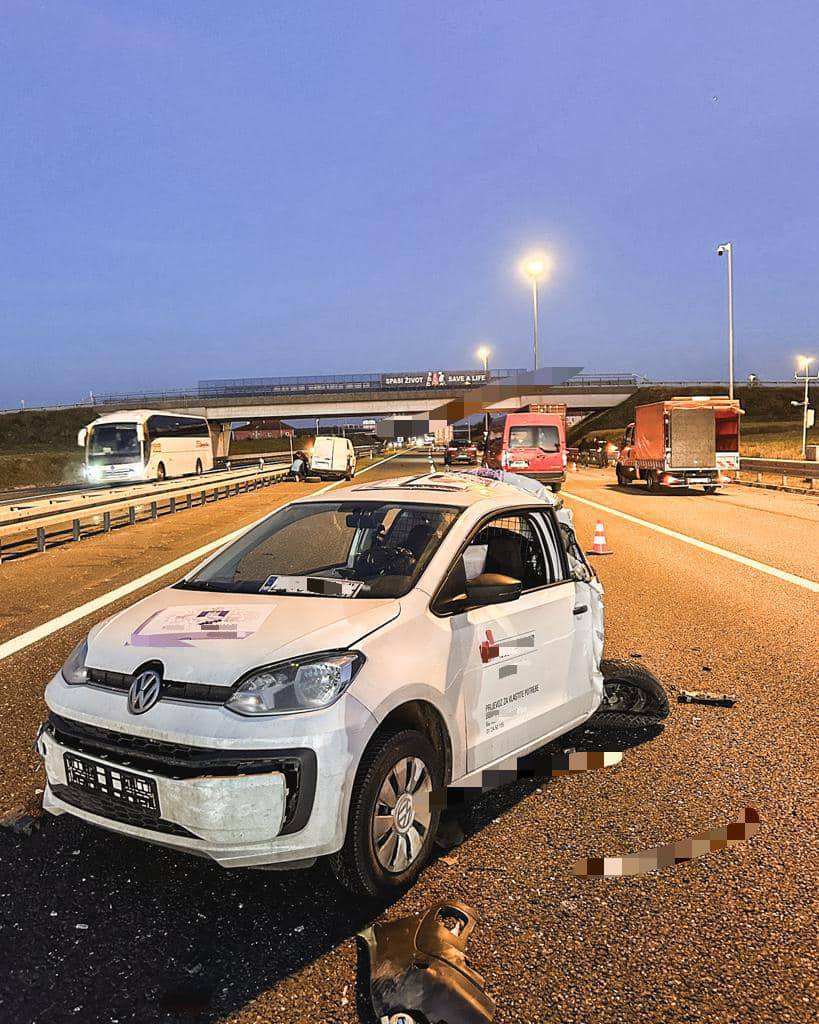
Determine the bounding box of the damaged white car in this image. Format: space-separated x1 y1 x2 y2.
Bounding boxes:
38 470 612 896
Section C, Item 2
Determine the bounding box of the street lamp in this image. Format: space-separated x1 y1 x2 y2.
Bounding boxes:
522 255 550 371
716 242 735 399
795 355 817 457
476 345 491 440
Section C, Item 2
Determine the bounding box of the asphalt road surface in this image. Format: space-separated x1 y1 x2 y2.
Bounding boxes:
1 454 816 1024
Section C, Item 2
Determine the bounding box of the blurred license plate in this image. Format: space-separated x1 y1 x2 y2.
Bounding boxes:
64 753 159 814
510 461 528 469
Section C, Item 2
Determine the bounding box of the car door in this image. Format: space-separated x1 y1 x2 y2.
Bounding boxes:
436 510 576 773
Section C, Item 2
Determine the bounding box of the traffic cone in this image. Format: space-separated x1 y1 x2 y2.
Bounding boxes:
587 520 613 556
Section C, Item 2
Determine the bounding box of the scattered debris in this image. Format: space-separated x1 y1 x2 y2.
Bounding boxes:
440 854 460 867
678 691 738 707
573 807 761 878
0 799 43 836
360 901 495 1024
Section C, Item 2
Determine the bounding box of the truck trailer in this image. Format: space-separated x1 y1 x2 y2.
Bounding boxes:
615 396 743 493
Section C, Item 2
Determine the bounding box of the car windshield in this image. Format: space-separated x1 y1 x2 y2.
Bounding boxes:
178 500 460 598
508 425 560 451
87 424 141 463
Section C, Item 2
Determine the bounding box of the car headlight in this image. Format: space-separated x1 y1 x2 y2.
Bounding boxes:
226 651 365 716
61 638 89 685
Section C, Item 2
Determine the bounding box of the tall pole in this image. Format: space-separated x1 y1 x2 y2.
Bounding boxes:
803 369 810 457
726 245 734 400
531 278 540 371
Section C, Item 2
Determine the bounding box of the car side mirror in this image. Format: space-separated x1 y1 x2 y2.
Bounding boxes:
465 573 522 606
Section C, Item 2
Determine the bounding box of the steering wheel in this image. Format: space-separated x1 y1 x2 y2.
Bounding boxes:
357 542 416 577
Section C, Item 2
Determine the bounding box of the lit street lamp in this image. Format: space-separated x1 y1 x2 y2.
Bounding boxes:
476 345 491 439
794 355 817 457
716 242 735 399
522 256 549 371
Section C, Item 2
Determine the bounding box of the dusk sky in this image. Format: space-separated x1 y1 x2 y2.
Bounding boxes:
2 1 818 408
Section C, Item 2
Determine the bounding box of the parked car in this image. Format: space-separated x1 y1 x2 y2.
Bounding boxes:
483 411 567 491
616 396 743 492
309 435 356 481
38 472 613 897
443 438 478 466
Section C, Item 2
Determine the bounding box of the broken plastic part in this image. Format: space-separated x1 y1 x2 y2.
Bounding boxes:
677 690 738 707
360 901 495 1024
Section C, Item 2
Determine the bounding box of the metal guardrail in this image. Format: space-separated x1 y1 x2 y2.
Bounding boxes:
739 457 819 483
0 445 384 562
0 464 290 562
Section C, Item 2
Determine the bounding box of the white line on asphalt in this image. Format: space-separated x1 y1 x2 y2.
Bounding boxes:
0 450 408 664
563 490 819 593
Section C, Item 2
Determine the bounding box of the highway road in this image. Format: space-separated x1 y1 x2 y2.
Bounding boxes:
0 454 816 1023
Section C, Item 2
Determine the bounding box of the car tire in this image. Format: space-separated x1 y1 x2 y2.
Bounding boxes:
551 483 562 493
593 659 670 727
329 728 442 898
646 471 660 492
616 465 629 487
156 463 166 481
195 459 203 476
704 485 718 494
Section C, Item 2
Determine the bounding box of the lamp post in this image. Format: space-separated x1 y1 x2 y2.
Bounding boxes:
716 242 735 399
523 258 547 371
795 356 817 457
476 345 491 441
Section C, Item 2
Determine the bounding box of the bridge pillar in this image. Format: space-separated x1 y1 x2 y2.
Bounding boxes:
211 421 232 459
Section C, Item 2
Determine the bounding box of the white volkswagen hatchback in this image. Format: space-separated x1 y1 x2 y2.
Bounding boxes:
38 472 604 896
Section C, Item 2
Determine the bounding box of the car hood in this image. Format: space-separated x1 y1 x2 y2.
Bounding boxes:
86 588 400 686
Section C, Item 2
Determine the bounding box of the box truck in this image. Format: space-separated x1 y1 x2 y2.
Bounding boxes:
615 396 743 493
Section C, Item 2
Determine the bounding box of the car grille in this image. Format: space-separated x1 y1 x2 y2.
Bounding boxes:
44 714 317 835
50 783 199 839
86 667 227 705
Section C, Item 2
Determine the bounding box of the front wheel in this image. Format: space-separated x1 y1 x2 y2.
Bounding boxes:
704 485 718 494
646 471 660 492
593 659 670 728
551 482 562 493
195 459 203 476
156 463 166 481
616 465 630 487
330 728 442 898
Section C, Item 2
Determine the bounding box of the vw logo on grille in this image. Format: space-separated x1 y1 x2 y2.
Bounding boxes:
127 669 162 715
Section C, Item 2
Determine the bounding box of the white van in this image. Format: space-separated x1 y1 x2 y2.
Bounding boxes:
309 436 356 481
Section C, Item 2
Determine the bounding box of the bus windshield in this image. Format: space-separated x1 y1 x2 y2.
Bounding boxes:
88 424 141 464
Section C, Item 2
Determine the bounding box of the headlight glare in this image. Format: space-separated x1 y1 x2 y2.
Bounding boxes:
61 638 89 685
226 651 364 716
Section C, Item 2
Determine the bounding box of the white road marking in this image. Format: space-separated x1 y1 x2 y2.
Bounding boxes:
0 450 407 664
563 490 819 594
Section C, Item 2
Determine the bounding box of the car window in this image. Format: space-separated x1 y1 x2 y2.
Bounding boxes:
470 513 549 588
179 500 460 599
530 511 566 582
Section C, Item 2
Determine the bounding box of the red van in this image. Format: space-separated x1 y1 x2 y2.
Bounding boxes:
483 411 567 490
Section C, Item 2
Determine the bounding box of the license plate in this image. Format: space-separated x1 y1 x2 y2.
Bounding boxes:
510 461 528 469
64 753 159 815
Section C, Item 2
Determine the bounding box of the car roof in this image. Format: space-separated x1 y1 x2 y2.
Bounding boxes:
303 471 559 509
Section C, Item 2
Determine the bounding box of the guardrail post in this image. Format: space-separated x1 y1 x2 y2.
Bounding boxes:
169 496 176 513
103 512 111 533
150 501 158 520
200 490 206 506
37 527 46 552
782 474 788 487
128 506 136 526
757 472 762 483
186 493 192 509
72 519 81 542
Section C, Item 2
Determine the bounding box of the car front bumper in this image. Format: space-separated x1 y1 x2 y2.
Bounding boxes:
38 679 376 868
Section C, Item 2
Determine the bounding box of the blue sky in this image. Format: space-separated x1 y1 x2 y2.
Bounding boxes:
2 1 818 408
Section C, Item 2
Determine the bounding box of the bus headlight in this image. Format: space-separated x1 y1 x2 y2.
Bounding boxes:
226 651 364 716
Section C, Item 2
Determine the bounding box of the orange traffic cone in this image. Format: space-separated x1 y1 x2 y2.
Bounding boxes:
587 520 613 556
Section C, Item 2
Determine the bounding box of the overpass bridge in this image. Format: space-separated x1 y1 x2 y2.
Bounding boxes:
94 368 638 422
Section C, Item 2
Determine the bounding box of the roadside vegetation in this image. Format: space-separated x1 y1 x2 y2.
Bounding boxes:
568 385 816 459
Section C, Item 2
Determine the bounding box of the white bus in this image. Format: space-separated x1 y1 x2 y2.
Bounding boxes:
78 410 214 484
